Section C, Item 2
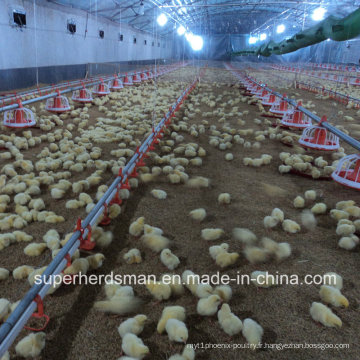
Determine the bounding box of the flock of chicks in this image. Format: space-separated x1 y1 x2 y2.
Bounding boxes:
0 65 358 359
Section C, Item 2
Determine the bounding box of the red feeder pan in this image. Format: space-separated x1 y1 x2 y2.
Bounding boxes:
281 102 312 129
3 100 36 128
132 73 142 84
140 72 148 81
45 90 71 113
269 95 291 117
262 94 278 106
72 87 93 103
123 73 133 86
110 76 123 90
92 79 110 96
298 122 340 151
332 154 360 190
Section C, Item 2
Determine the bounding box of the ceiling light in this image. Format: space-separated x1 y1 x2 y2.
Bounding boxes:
249 36 258 44
260 33 267 41
185 32 193 41
177 25 186 36
276 24 285 34
312 7 326 21
190 35 203 51
157 13 168 26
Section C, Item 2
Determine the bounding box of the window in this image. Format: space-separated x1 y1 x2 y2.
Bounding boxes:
99 30 104 39
12 9 26 27
152 41 154 46
133 37 137 44
67 20 76 34
144 39 147 45
119 34 123 41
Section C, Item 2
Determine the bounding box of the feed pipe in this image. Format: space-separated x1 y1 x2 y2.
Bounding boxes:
225 63 360 152
0 73 200 358
0 62 188 112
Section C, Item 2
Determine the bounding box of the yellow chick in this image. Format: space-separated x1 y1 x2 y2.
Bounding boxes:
330 209 349 221
197 295 222 316
217 303 243 336
0 268 9 281
215 251 239 268
129 216 145 236
214 285 232 302
323 272 343 290
336 223 355 236
23 243 47 257
15 332 46 358
0 299 10 322
195 283 213 298
218 193 231 204
64 258 89 275
151 189 167 199
271 208 284 222
182 270 199 295
189 208 206 221
166 319 188 343
95 287 142 315
242 318 263 349
209 243 229 260
168 345 195 360
336 200 355 210
232 228 257 245
144 224 163 235
263 216 279 229
86 253 105 270
301 210 317 231
123 248 142 264
145 280 172 301
282 219 301 233
338 235 359 250
109 204 121 219
187 176 210 188
310 302 342 327
121 333 149 359
160 249 180 270
201 228 224 241
118 314 148 338
13 265 34 280
319 285 349 307
243 246 269 264
161 274 185 297
141 233 170 252
157 306 186 334
251 271 276 288
293 196 305 208
311 203 327 215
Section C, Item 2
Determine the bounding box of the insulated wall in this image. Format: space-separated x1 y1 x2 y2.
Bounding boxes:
0 0 173 90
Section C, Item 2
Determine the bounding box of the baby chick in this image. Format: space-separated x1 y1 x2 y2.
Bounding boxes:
201 228 224 241
15 332 46 358
166 319 188 343
86 253 105 270
157 306 186 334
263 216 279 229
197 295 222 316
217 303 242 336
121 333 149 359
118 314 147 338
145 280 172 301
129 216 145 236
301 210 317 231
64 258 89 275
141 233 170 252
214 285 232 302
319 285 349 308
242 318 263 349
160 249 180 270
311 203 327 215
251 271 276 288
215 251 239 268
151 189 167 199
209 243 229 260
232 228 257 245
218 193 231 205
271 208 284 222
123 248 142 264
24 243 47 257
243 246 269 264
282 219 301 233
189 208 206 222
310 302 342 327
293 196 305 208
323 272 343 290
